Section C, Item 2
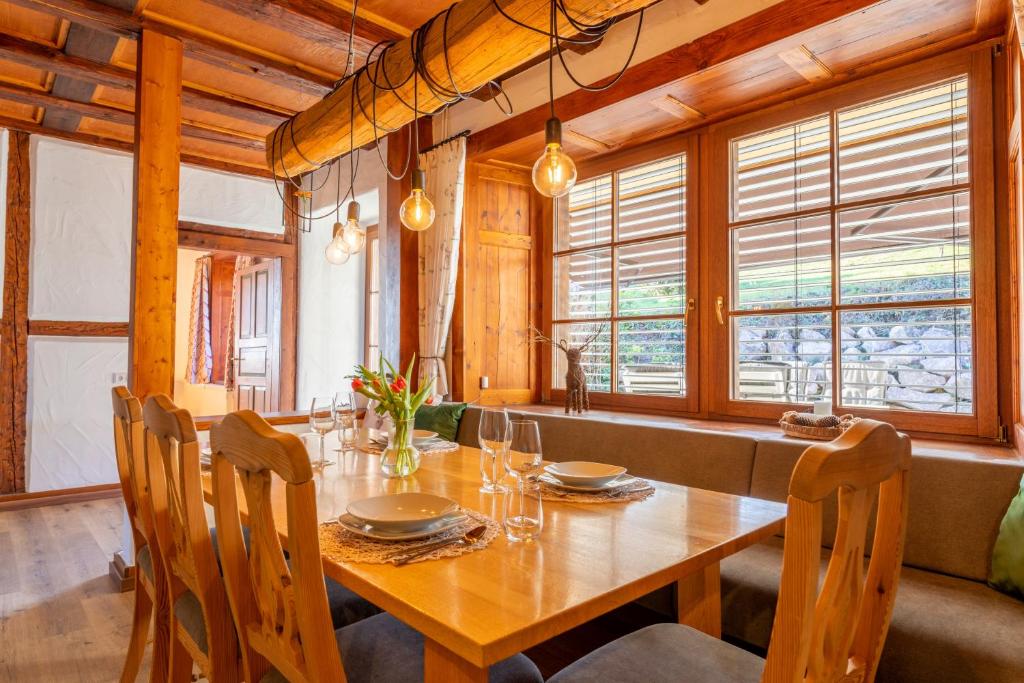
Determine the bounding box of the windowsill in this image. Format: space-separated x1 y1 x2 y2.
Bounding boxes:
511 402 1022 464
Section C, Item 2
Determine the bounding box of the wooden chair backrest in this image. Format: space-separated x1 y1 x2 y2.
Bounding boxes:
143 394 236 670
762 419 912 683
112 386 149 543
210 410 346 683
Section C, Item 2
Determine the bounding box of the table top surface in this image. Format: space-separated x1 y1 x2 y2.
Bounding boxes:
202 436 787 667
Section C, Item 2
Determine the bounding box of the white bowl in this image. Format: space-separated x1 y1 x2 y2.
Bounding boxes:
544 461 627 488
347 492 458 532
412 429 438 445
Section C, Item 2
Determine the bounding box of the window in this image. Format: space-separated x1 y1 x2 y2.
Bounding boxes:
553 152 689 401
364 227 380 371
727 77 977 415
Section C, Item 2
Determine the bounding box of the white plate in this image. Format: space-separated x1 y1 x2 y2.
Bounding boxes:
544 461 628 488
347 492 459 532
539 473 638 493
412 429 438 445
336 512 467 541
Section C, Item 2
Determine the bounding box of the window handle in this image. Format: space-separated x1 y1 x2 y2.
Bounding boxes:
715 296 725 325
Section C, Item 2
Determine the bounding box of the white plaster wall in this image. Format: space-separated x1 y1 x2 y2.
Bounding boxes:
443 0 784 135
25 337 128 492
179 165 284 233
296 147 387 409
29 137 133 322
173 248 231 417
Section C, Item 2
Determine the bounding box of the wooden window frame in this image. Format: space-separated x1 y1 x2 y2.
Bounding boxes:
546 134 701 413
706 47 999 438
364 224 381 370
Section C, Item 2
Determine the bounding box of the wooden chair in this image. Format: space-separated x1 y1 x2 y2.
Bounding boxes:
549 418 912 683
209 410 543 682
112 386 170 683
142 394 239 682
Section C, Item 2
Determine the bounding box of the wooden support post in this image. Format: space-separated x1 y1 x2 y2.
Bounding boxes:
128 30 183 399
278 185 299 411
380 125 408 367
0 130 30 494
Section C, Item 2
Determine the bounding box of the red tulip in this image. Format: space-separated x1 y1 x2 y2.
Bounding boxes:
372 379 382 389
425 396 434 405
395 376 407 390
351 378 364 391
389 382 400 393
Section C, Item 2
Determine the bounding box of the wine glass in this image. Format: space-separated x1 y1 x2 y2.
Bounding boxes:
477 407 510 494
333 391 357 451
504 420 543 541
309 396 337 470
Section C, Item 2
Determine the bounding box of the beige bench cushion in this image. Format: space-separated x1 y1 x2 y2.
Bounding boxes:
720 537 1024 683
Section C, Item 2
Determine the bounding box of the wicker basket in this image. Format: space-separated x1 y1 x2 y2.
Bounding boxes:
779 411 860 441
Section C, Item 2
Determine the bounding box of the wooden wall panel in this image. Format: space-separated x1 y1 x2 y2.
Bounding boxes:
454 162 539 405
0 130 30 494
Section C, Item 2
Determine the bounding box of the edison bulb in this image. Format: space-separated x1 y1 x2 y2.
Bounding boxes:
532 142 577 198
324 222 351 265
400 188 435 231
342 219 366 253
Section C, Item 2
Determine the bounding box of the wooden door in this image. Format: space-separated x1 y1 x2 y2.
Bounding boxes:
233 259 281 412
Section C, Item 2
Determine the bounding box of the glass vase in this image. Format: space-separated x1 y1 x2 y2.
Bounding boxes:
380 418 420 478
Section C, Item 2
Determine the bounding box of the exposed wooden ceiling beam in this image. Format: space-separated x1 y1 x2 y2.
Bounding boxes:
213 0 405 57
468 0 883 158
268 0 660 176
650 94 704 121
5 0 334 95
471 35 606 103
0 32 291 126
0 111 274 177
0 80 264 149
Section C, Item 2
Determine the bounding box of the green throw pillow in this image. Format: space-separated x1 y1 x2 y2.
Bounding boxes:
414 402 468 442
990 474 1024 600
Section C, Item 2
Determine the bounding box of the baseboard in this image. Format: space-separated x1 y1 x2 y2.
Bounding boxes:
0 483 121 511
108 550 136 592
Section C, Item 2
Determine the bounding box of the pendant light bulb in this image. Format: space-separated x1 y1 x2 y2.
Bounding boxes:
400 168 435 232
341 200 366 254
325 221 351 265
532 117 577 198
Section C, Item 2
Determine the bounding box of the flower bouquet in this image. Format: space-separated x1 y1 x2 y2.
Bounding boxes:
351 354 435 478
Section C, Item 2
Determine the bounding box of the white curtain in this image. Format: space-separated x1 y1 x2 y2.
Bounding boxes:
417 137 466 396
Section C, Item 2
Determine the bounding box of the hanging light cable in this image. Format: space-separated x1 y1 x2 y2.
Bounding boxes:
399 68 436 231
532 0 577 198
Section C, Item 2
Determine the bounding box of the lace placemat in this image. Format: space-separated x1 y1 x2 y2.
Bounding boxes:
358 439 461 456
318 508 500 565
539 477 656 504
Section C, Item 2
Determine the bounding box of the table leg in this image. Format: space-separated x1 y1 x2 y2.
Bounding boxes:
677 561 722 637
424 638 488 683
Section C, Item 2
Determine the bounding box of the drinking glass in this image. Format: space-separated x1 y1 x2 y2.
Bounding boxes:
477 408 510 494
503 420 543 541
309 396 336 470
333 391 357 450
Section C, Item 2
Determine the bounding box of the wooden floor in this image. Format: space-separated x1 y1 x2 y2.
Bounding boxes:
0 497 667 681
0 498 148 682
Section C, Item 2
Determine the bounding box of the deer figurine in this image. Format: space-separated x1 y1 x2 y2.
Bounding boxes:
530 324 605 414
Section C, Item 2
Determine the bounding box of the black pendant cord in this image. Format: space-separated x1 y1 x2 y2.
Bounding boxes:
271 0 646 224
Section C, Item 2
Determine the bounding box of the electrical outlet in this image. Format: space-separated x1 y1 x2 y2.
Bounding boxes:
111 372 127 386
479 375 489 389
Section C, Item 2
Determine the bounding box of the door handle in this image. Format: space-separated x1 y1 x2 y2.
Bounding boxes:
715 296 725 325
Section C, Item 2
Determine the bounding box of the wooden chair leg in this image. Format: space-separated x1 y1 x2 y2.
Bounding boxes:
120 584 153 683
149 585 172 683
167 627 194 683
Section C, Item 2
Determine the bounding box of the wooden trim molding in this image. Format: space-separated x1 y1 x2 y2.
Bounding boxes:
278 185 299 411
0 483 121 511
0 130 30 494
27 320 130 337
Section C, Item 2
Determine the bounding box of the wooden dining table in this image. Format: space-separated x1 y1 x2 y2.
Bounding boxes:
201 437 787 683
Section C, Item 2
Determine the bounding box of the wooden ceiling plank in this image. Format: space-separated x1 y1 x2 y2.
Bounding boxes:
269 0 662 175
564 128 614 152
213 0 403 57
777 44 833 83
467 0 883 158
0 79 264 149
8 0 335 95
0 31 291 125
650 94 704 121
0 110 273 177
